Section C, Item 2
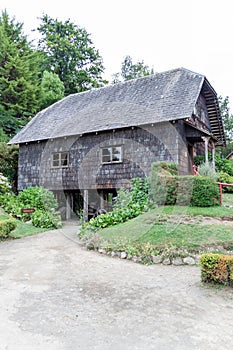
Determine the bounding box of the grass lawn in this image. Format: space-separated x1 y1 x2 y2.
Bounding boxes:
0 208 47 239
10 221 46 239
97 193 233 252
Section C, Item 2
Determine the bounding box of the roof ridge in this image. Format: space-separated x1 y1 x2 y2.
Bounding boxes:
9 67 218 145
66 67 204 98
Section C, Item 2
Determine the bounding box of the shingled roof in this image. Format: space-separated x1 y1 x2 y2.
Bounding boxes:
8 67 225 145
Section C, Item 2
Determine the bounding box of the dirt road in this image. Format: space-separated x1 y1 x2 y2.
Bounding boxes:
0 222 233 350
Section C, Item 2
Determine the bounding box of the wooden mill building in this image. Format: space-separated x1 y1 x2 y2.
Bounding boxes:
9 68 226 219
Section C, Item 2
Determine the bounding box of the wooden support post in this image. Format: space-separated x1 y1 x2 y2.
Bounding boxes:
66 193 71 220
100 190 104 210
212 141 216 170
83 189 89 222
201 136 210 165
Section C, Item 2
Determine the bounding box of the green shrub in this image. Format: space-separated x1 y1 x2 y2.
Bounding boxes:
31 210 62 229
0 218 17 238
151 162 178 175
194 154 233 176
130 177 149 206
150 173 194 206
113 187 132 210
82 177 150 231
191 177 220 207
150 162 179 205
218 171 233 192
151 162 219 207
215 154 233 176
197 163 218 180
88 202 143 230
0 187 61 229
176 176 194 205
0 143 18 193
0 173 12 194
18 186 58 211
201 253 233 286
0 193 22 218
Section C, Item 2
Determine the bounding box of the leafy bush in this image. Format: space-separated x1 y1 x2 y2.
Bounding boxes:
0 143 18 193
191 177 220 207
0 218 17 238
215 154 233 176
0 173 12 194
113 187 132 210
151 162 178 175
217 171 233 193
88 202 143 229
113 177 149 210
151 172 194 206
151 162 219 207
201 253 233 286
0 187 61 229
150 162 179 205
194 154 233 176
82 178 150 231
0 193 22 218
18 186 58 211
31 210 62 229
197 163 218 180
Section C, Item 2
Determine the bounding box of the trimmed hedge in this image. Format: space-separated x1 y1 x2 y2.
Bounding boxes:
201 254 233 286
0 218 17 238
151 162 220 207
191 176 220 207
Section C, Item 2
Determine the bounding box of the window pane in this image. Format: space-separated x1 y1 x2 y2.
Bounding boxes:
53 153 59 161
102 148 111 163
61 153 68 166
112 147 121 162
102 148 111 156
52 153 59 167
102 155 111 163
52 160 59 167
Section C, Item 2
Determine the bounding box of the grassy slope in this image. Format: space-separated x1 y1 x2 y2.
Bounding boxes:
98 194 233 250
0 208 46 239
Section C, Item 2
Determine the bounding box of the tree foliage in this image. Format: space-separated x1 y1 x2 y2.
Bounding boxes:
218 95 233 142
0 10 42 131
0 142 18 192
112 55 155 83
39 70 65 110
37 15 107 95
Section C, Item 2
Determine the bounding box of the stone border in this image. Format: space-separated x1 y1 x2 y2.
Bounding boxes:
96 248 200 265
87 244 233 266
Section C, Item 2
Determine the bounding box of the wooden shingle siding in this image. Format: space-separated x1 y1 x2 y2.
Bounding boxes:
18 123 186 191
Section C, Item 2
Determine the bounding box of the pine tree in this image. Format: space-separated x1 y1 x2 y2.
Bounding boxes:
0 10 42 136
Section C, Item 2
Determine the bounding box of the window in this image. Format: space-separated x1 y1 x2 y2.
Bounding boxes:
101 146 122 163
52 152 69 168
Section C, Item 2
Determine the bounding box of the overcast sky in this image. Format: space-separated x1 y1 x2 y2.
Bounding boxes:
1 0 233 112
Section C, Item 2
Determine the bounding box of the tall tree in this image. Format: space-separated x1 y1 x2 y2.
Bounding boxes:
37 15 107 95
0 10 42 136
39 70 65 110
112 55 155 83
218 95 233 142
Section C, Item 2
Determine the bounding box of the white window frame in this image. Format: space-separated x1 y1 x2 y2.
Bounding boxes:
51 152 69 168
101 146 122 164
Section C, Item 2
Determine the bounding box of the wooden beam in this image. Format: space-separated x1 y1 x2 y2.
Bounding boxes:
83 189 89 222
66 193 71 220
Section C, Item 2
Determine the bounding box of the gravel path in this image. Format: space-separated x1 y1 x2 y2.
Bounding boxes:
0 222 233 350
